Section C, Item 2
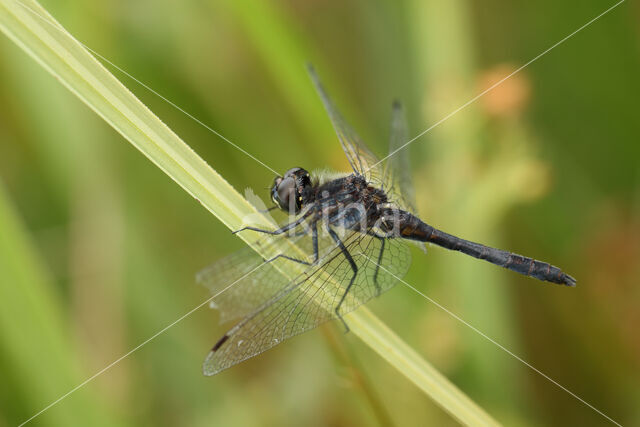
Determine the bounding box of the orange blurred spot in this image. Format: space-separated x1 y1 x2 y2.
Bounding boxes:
478 64 531 117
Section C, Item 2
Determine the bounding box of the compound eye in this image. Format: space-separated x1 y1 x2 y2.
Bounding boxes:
283 167 301 178
275 176 297 211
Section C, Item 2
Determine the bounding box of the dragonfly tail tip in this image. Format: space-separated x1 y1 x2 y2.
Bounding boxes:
563 274 577 287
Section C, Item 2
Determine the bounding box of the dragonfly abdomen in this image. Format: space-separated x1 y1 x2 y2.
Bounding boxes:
400 216 576 287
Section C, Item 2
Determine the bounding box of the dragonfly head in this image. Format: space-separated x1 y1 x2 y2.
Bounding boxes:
271 167 313 214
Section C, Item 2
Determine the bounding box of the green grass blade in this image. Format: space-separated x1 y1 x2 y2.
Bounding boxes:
0 0 499 424
0 182 120 426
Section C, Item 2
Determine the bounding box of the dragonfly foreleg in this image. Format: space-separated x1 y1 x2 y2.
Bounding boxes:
264 220 320 266
327 226 357 333
233 210 312 236
258 206 278 213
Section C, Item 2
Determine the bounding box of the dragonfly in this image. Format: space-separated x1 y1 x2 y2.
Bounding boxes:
197 65 576 376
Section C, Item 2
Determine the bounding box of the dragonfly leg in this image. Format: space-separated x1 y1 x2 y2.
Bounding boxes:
264 220 320 266
366 231 386 296
327 226 358 333
233 210 312 236
258 205 278 213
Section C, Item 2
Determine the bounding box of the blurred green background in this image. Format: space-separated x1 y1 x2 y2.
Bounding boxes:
1 0 638 425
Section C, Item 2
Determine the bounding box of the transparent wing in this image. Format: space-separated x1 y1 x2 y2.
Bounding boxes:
202 230 411 376
383 101 417 213
197 222 329 324
307 65 415 212
197 247 287 324
307 65 384 184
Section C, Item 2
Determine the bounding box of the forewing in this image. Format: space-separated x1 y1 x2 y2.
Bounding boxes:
307 66 416 213
202 231 411 376
384 101 417 213
307 65 385 184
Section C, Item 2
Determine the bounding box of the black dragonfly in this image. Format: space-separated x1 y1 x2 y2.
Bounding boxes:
198 66 576 376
